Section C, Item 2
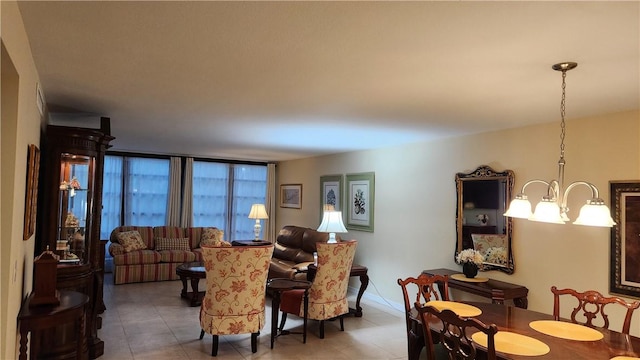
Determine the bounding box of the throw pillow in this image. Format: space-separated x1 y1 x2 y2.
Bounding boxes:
200 227 225 247
116 230 147 253
155 237 190 251
471 234 508 265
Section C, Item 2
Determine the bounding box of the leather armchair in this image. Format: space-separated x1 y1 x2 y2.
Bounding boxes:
269 225 338 280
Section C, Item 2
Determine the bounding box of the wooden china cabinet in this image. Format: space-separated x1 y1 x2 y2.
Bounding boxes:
36 118 114 359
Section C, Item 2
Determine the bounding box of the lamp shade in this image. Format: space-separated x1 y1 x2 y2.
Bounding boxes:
503 197 532 219
317 211 347 233
529 200 565 224
573 201 616 227
248 204 268 219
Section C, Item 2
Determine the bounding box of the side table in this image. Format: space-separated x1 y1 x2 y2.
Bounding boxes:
176 262 206 307
18 290 89 360
307 263 369 317
267 278 312 348
231 240 271 246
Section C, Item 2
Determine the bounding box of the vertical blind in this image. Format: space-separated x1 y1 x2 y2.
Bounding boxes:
101 154 267 270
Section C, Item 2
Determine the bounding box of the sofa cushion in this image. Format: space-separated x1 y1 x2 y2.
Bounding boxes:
110 226 154 249
192 248 204 262
155 237 190 251
269 258 309 280
158 250 197 263
301 228 331 255
116 231 148 253
184 227 204 249
153 226 185 246
200 227 225 247
109 242 125 256
113 249 161 265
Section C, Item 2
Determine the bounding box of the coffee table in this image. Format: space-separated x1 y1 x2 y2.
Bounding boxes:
176 262 205 307
231 240 271 246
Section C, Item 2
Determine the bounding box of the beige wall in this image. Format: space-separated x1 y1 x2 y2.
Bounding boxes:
1 1 44 357
2 1 639 353
276 110 640 335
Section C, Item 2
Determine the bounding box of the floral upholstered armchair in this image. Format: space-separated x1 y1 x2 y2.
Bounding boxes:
199 244 274 356
278 240 358 339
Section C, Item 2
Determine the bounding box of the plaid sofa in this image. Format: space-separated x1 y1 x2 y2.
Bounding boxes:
108 226 218 285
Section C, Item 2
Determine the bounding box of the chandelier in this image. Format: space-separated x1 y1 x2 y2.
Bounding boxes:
503 62 616 227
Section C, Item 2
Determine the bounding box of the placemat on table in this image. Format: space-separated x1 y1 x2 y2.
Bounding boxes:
529 320 604 341
472 331 550 356
424 300 482 317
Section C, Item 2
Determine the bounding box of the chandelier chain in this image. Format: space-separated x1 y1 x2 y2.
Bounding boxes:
559 70 567 160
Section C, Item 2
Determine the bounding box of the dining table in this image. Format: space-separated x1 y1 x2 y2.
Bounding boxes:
414 301 640 360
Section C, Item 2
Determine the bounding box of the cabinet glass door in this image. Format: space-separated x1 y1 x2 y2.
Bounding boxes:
57 153 95 263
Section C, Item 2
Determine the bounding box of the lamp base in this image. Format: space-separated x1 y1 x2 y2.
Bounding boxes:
253 221 261 241
327 232 337 243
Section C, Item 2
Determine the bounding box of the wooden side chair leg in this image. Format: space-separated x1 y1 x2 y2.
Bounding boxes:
278 312 288 332
212 335 219 356
251 333 258 353
408 332 424 360
339 316 344 331
199 329 205 340
319 320 325 339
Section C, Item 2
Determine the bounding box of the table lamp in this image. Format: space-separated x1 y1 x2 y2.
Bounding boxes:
317 209 347 243
248 204 269 241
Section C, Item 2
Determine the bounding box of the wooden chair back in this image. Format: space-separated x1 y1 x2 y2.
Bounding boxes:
396 274 449 360
551 286 640 334
416 302 498 360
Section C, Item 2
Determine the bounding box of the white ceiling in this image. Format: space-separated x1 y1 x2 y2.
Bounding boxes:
16 1 640 161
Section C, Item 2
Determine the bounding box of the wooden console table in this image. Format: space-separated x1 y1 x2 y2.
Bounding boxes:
422 268 528 309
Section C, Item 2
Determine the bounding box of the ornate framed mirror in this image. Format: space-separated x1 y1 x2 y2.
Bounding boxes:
455 165 515 274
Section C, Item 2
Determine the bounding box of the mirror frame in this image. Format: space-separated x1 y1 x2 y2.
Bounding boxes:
455 165 515 274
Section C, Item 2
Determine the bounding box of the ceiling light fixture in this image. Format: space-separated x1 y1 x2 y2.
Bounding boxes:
503 62 616 227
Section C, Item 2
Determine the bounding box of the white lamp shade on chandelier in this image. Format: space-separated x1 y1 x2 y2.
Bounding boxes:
503 62 615 228
248 204 268 241
317 210 347 243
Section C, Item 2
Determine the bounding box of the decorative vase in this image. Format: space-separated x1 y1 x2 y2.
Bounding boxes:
462 262 478 278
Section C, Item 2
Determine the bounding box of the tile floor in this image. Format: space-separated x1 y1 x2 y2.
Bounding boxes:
99 274 411 359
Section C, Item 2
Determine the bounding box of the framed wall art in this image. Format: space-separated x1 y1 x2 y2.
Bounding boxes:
23 144 41 240
280 184 302 209
320 174 343 215
345 172 375 232
610 181 640 297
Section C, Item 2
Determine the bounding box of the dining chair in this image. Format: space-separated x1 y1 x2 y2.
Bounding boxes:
198 244 274 356
551 286 640 334
278 240 358 339
397 273 450 360
416 302 498 360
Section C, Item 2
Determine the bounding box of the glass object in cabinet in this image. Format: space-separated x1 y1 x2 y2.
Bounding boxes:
58 153 93 263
